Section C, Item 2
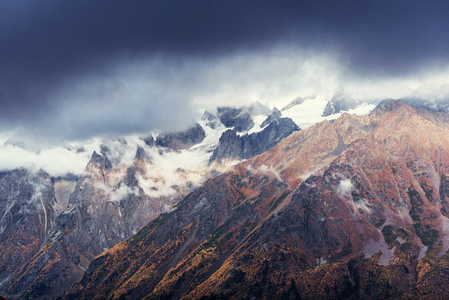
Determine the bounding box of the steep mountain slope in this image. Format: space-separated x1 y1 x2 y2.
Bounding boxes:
0 103 304 299
0 141 208 299
0 170 56 293
62 101 449 299
0 149 180 299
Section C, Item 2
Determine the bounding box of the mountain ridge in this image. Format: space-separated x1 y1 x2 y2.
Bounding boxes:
3 99 439 299
60 100 449 299
0 103 305 299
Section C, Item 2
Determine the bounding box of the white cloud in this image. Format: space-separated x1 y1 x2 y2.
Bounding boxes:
192 47 342 110
93 180 139 203
0 134 144 177
0 144 90 176
190 47 449 112
1 46 449 177
337 178 372 215
247 164 284 183
353 199 372 214
338 179 354 195
136 146 212 198
3 45 449 147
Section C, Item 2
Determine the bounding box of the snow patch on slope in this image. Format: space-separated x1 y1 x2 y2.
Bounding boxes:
191 119 228 152
238 114 269 136
282 96 376 129
0 100 377 200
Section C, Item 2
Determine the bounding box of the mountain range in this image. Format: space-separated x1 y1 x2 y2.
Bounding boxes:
61 100 449 299
3 98 449 299
0 101 302 299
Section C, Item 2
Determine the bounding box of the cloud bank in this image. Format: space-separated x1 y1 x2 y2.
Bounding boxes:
1 0 449 144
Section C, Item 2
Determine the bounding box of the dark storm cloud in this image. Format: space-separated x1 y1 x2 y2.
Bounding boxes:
1 0 449 141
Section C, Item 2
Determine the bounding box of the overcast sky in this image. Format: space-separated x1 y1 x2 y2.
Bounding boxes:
1 0 449 144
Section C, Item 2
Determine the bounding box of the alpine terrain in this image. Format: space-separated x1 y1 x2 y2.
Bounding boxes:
0 102 304 299
56 100 449 299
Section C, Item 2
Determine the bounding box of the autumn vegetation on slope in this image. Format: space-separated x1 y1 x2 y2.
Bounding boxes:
63 101 449 299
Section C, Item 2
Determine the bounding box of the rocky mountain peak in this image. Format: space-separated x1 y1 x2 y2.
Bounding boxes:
134 146 147 161
322 91 358 117
281 96 308 111
210 117 300 163
87 150 112 171
372 99 413 115
153 123 206 151
261 107 282 128
201 110 220 129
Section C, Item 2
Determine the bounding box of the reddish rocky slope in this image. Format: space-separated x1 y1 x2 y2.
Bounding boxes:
63 101 449 299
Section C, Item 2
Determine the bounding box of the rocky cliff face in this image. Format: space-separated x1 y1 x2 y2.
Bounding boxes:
210 117 300 163
0 169 57 298
148 123 206 151
217 107 254 132
261 107 282 128
216 103 271 132
62 101 449 299
322 92 359 116
0 148 188 299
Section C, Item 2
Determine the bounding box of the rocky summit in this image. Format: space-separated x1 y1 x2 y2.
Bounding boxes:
59 101 449 299
209 117 300 163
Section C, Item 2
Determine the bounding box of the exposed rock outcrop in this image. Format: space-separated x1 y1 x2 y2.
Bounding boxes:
261 107 281 128
322 92 359 116
281 96 313 111
144 123 206 151
0 169 57 299
217 107 255 132
201 110 220 129
210 117 300 163
215 103 271 132
154 123 206 150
